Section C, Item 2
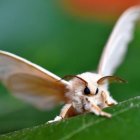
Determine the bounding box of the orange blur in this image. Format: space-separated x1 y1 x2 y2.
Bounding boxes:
61 0 140 20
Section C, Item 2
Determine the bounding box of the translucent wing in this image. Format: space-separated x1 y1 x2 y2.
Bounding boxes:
98 6 140 76
0 51 69 110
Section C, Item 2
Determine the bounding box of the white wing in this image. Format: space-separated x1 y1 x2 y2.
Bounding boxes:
0 51 69 110
98 6 140 76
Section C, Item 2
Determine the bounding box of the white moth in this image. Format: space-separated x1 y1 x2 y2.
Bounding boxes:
0 6 140 123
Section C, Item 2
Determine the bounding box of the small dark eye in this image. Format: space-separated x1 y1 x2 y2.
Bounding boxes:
95 88 99 95
84 87 90 95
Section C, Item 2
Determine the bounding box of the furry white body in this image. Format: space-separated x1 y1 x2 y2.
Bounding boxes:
67 72 115 113
48 72 117 123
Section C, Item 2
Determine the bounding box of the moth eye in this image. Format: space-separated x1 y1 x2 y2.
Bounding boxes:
84 87 90 95
95 88 99 95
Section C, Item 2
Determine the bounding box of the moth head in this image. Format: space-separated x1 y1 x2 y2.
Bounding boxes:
64 73 126 99
63 73 102 98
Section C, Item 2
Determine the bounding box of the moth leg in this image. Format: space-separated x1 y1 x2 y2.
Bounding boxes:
90 103 112 118
47 103 75 123
101 91 117 107
106 97 117 106
47 116 62 124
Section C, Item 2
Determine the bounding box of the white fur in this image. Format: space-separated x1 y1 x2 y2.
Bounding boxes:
66 72 116 114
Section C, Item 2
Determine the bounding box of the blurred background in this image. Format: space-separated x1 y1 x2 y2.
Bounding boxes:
0 0 140 134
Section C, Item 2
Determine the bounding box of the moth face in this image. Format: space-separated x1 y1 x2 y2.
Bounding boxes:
66 72 108 110
70 80 100 98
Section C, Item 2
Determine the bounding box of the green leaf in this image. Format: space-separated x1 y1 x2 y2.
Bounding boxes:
0 96 140 140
